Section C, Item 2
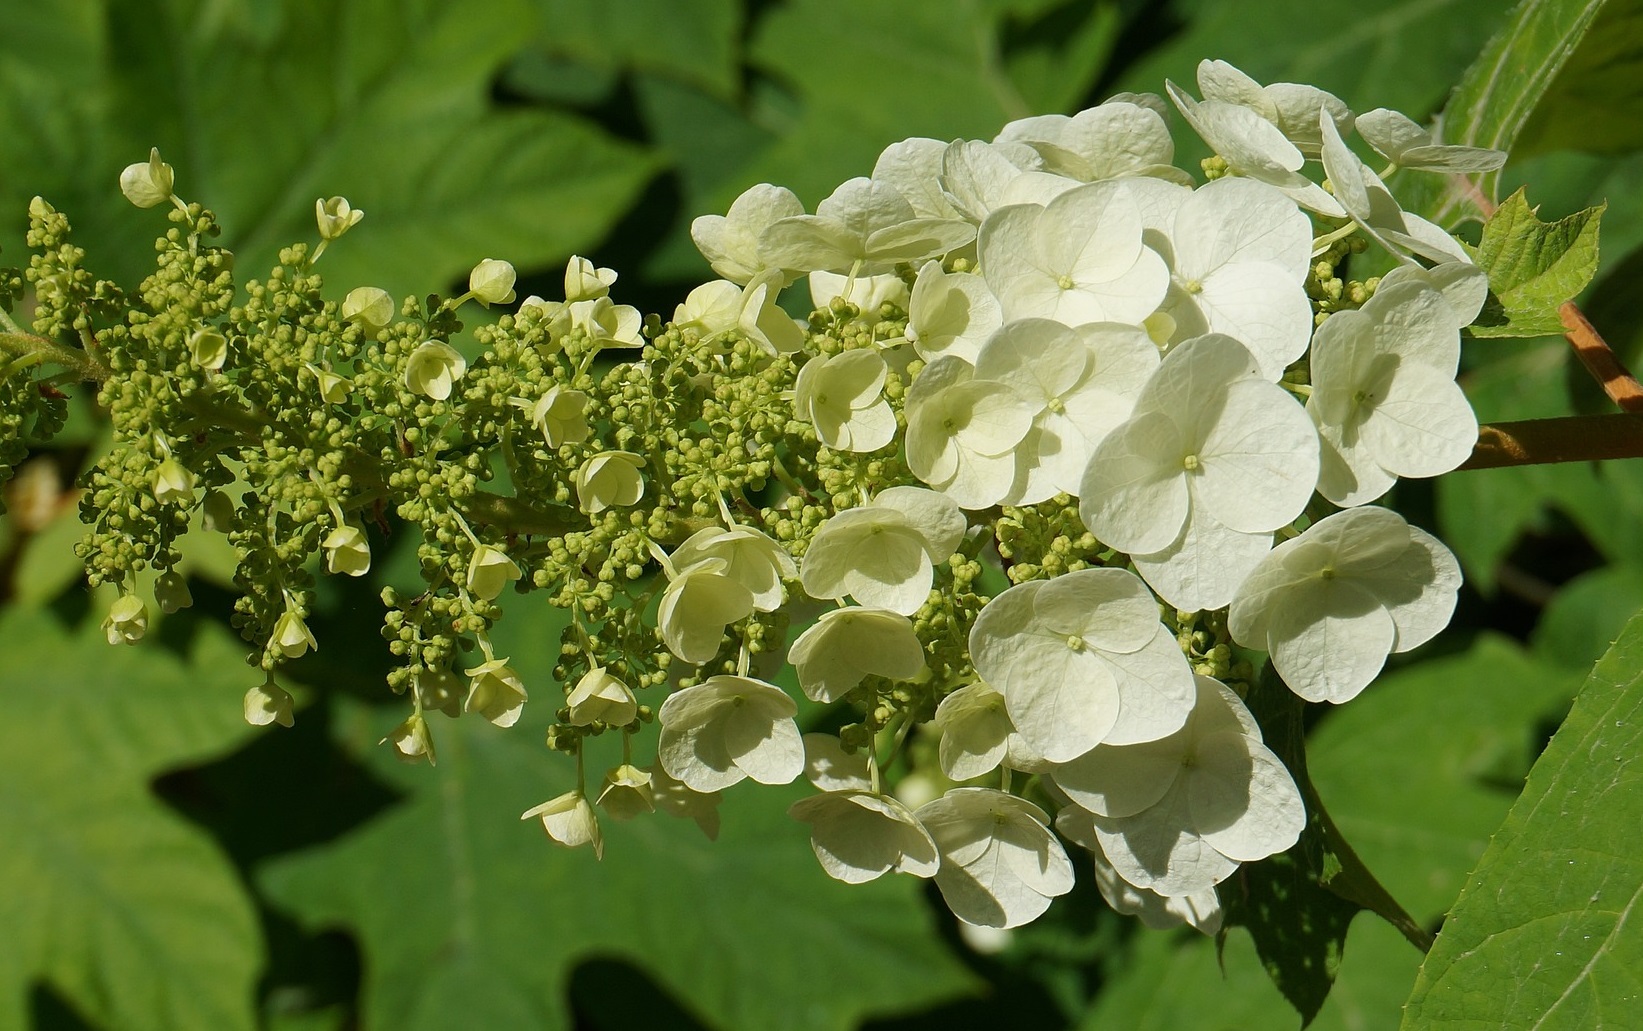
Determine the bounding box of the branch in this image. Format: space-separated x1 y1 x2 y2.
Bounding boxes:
0 331 111 383
1462 415 1643 469
1560 301 1643 413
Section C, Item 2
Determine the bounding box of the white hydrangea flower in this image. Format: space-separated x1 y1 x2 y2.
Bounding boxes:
799 486 967 614
807 270 910 326
915 788 1075 929
1376 261 1489 330
597 763 654 821
468 258 517 306
995 100 1190 185
341 287 394 332
510 386 590 448
404 340 466 401
566 666 637 726
569 295 646 348
1055 809 1223 934
691 183 805 285
1354 108 1507 174
968 567 1195 762
802 732 873 792
1308 280 1478 507
972 318 1159 504
323 523 371 577
1142 176 1315 379
243 680 295 729
574 451 645 514
1165 78 1345 218
787 607 926 703
1195 59 1353 157
1051 676 1304 897
673 279 743 339
1318 116 1471 265
1229 506 1462 703
1080 334 1319 610
737 270 805 354
270 607 318 659
872 138 965 220
977 181 1170 326
789 790 940 884
657 558 755 665
465 543 521 601
656 675 804 792
938 139 1043 225
649 761 722 840
521 791 602 858
932 680 1049 781
120 148 175 208
758 176 975 275
906 260 1003 364
903 356 1035 509
563 255 618 300
668 523 796 612
463 657 527 728
792 349 898 453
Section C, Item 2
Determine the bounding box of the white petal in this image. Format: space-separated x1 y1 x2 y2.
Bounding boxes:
802 733 873 792
1361 526 1462 653
1188 731 1305 862
1131 504 1273 612
1093 783 1239 896
1079 410 1190 555
1267 577 1397 703
1196 378 1319 532
1099 625 1197 745
1052 732 1186 818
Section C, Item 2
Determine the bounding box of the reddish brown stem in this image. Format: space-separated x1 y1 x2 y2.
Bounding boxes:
1560 301 1643 413
1462 415 1643 469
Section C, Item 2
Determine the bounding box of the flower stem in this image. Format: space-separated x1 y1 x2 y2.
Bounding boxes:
0 331 111 383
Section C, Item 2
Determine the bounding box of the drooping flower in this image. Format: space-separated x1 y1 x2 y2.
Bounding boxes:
597 764 655 821
931 680 1050 781
323 522 372 577
1051 676 1305 898
243 679 296 729
1307 279 1478 507
649 762 723 840
566 667 638 727
1079 334 1319 611
1193 59 1353 157
915 788 1075 928
968 567 1195 762
466 543 521 601
799 486 967 614
801 733 872 792
521 791 602 858
463 657 528 728
656 675 804 792
1229 506 1462 703
1056 809 1223 934
668 523 796 612
1354 108 1507 174
120 148 175 208
270 607 318 659
787 607 926 703
995 100 1188 184
789 790 940 884
341 287 394 332
657 558 756 665
468 258 516 306
1318 117 1471 265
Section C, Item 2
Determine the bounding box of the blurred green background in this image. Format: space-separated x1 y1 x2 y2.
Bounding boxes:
3 0 1642 1028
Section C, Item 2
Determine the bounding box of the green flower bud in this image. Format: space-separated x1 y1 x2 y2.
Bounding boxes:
119 148 175 208
315 196 364 241
469 258 517 306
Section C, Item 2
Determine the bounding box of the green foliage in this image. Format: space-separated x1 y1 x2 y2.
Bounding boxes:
1402 608 1643 1029
1468 189 1605 337
261 703 978 1031
0 606 261 1031
1516 0 1643 156
1400 0 1610 227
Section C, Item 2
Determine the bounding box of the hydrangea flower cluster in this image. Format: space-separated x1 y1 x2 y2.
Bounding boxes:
0 60 1500 934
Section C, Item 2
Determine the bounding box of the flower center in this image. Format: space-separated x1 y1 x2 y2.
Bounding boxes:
1182 453 1201 472
1056 274 1076 290
1046 396 1066 415
1065 635 1086 652
1182 278 1204 294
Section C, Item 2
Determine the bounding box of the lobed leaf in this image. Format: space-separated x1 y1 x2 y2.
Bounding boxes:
1468 189 1604 337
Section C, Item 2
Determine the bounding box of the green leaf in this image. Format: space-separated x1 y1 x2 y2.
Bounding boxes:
1512 0 1643 157
1534 565 1643 670
1402 608 1643 1028
1114 0 1515 120
1308 637 1582 924
0 606 263 1031
739 0 1115 207
1468 189 1605 337
1078 916 1424 1031
527 0 743 100
1402 0 1609 227
2 0 658 302
260 589 977 1031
